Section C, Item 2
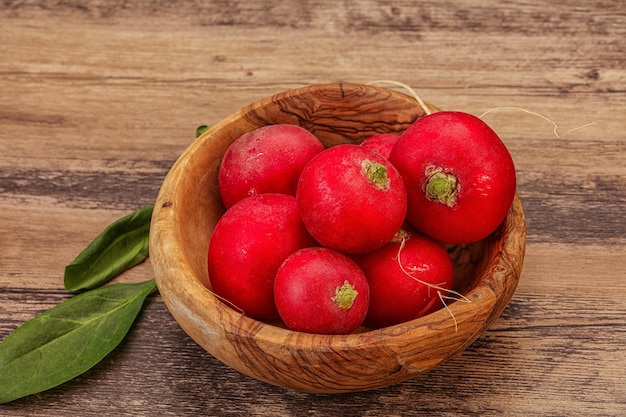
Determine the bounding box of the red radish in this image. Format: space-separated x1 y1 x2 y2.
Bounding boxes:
274 247 370 334
296 144 407 254
218 124 325 208
389 111 516 244
354 229 454 329
207 193 316 320
360 133 399 159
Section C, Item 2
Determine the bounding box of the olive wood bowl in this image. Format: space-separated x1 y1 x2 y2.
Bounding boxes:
150 83 526 393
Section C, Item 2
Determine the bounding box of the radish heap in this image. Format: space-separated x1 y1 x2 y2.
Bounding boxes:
207 110 516 334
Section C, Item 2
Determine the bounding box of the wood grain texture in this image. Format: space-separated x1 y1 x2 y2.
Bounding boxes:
1 0 625 415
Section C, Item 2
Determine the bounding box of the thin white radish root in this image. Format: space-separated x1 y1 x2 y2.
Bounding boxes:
366 79 432 116
394 237 472 332
479 106 596 138
367 79 595 138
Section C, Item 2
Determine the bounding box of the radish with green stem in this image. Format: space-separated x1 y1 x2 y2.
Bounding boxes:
389 111 516 244
274 247 370 334
297 144 407 254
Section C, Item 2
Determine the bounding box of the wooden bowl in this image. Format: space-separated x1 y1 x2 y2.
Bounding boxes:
150 83 526 393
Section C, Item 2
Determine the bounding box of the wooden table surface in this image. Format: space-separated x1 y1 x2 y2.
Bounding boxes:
1 1 625 416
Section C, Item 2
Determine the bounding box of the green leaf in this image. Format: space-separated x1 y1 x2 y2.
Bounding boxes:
0 279 157 404
64 205 153 292
195 125 210 138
